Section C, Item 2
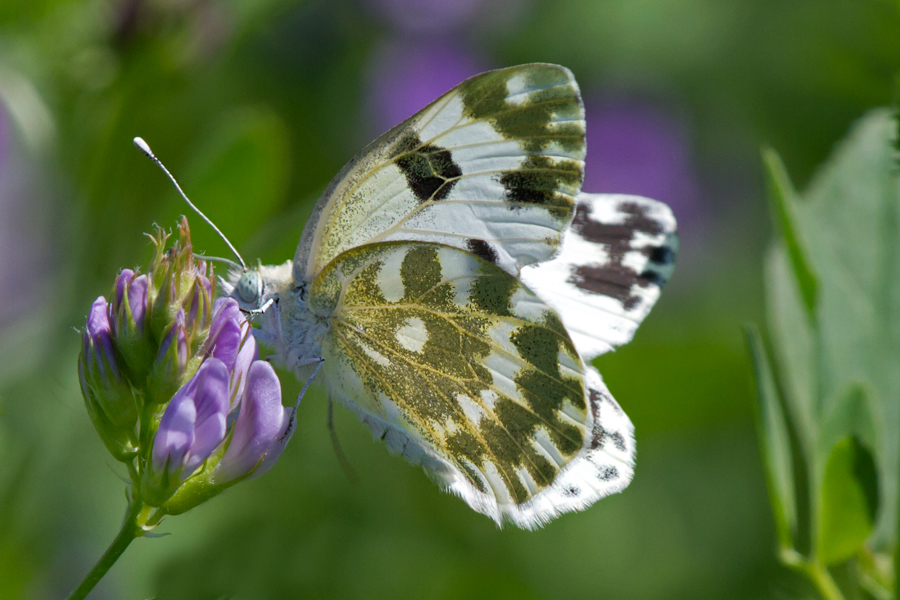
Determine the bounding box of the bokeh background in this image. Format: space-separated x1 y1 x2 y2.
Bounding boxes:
1 0 899 598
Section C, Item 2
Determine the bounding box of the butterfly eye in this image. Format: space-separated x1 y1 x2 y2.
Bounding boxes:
236 271 261 305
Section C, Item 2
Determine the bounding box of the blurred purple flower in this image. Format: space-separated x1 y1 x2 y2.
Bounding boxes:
214 361 291 483
0 107 6 169
366 38 485 135
584 98 701 227
365 0 484 34
0 108 53 332
152 358 230 482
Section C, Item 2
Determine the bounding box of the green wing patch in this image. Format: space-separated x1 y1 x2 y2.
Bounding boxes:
309 242 587 507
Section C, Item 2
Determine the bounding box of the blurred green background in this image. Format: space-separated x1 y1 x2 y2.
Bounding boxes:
1 0 899 598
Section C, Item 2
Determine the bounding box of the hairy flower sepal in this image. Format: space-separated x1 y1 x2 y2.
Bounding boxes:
160 361 292 515
79 297 138 461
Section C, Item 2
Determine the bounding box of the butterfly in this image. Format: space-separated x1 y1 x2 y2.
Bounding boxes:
219 63 678 528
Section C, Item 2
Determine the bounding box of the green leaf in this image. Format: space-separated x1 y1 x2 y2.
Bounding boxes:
745 324 797 550
762 147 819 320
817 436 878 565
818 384 877 462
793 109 900 548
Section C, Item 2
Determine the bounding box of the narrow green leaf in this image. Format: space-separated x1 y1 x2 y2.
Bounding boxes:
765 245 818 452
762 147 819 320
745 324 797 550
817 436 878 565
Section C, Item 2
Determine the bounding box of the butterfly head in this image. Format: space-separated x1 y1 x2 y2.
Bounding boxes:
233 269 263 308
220 260 293 313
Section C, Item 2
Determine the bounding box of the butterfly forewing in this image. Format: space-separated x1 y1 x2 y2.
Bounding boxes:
295 64 586 282
308 242 634 527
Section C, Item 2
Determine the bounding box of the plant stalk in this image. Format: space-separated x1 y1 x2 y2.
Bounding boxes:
66 499 146 600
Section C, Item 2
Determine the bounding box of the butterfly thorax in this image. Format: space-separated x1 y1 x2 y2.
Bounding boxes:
230 260 329 374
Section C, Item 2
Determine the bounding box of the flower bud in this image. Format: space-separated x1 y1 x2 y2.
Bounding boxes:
146 309 189 406
144 358 229 505
146 221 214 351
78 297 138 461
109 269 153 380
183 273 212 344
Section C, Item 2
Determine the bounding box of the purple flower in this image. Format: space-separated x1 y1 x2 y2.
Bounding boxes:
584 97 701 227
214 361 291 483
205 297 258 407
79 218 291 513
145 293 291 509
151 358 230 483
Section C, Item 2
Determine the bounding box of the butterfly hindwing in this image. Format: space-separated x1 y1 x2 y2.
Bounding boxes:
521 193 678 359
308 241 633 527
294 64 586 282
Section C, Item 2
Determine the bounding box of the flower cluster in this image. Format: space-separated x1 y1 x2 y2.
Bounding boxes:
78 219 291 516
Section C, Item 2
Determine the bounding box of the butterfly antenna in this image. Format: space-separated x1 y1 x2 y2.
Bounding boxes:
133 137 247 271
195 254 243 270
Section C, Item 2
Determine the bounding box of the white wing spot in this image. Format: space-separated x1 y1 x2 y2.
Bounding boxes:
361 343 391 367
480 389 499 411
532 428 566 467
377 248 408 303
457 393 488 426
396 316 428 353
505 74 530 106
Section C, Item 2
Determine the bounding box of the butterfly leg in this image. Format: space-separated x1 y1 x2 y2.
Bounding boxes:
247 297 281 347
245 297 276 316
279 357 324 441
328 395 359 483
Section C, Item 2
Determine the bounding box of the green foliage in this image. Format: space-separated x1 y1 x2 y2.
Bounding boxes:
818 436 878 566
752 109 900 598
2 0 900 598
746 324 797 551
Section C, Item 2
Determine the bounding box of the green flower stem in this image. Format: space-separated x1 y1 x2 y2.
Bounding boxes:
782 550 845 600
806 564 845 600
66 499 148 600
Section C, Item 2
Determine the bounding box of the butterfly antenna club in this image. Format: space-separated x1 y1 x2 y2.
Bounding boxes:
133 136 247 270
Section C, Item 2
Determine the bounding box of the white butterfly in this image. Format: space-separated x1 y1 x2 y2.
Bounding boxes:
192 64 674 528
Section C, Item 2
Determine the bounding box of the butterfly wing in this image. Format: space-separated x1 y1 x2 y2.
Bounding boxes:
521 193 678 360
293 64 586 283
308 241 634 528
